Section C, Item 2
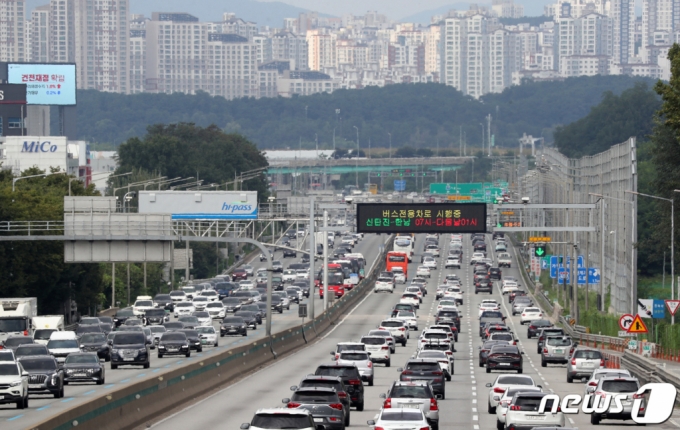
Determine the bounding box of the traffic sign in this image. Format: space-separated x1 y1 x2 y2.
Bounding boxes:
618 331 636 337
541 258 549 270
534 245 546 257
619 314 634 331
529 236 551 243
577 268 587 285
627 315 648 334
558 268 570 284
588 268 600 284
577 255 584 269
550 256 558 278
666 300 680 316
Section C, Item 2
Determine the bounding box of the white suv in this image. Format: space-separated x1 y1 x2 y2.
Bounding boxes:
361 335 391 366
504 392 565 429
374 277 395 293
0 361 29 409
241 409 316 430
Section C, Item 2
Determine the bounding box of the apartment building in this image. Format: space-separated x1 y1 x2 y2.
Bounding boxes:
129 14 146 94
307 29 336 70
271 30 308 70
30 5 49 62
492 0 524 18
0 0 25 62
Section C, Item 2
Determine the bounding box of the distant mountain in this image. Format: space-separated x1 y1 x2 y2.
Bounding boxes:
25 0 318 28
399 3 478 24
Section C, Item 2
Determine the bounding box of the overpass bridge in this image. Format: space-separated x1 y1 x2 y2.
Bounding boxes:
267 156 471 174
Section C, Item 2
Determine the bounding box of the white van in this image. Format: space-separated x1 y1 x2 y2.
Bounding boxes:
46 331 80 365
32 315 65 345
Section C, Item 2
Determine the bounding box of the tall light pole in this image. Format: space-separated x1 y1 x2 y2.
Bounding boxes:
353 125 359 189
387 132 392 159
13 171 67 192
333 127 336 153
480 123 484 154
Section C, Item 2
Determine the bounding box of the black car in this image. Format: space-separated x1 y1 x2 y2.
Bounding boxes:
220 317 248 337
282 388 345 430
478 340 511 367
163 321 186 331
234 311 259 329
76 324 103 340
99 323 113 335
292 281 310 298
271 275 285 291
479 311 506 336
79 333 111 361
152 294 175 312
2 336 35 351
240 304 264 324
475 280 493 294
98 316 114 326
488 267 502 281
509 290 527 303
222 296 243 313
231 291 255 305
256 301 274 316
157 332 191 358
293 376 351 426
19 355 64 398
398 359 445 398
270 293 287 313
62 352 105 385
112 308 135 327
177 329 202 352
14 344 50 359
486 345 523 374
282 248 297 258
144 308 169 325
527 319 554 339
109 332 150 369
314 364 365 411
435 309 460 332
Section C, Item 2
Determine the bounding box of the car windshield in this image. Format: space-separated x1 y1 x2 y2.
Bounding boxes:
145 309 165 316
547 338 571 346
405 363 439 371
47 339 78 349
339 353 369 361
149 326 166 334
80 334 107 343
206 303 223 308
4 337 34 347
481 311 503 318
251 414 311 429
425 333 448 339
179 317 199 323
20 358 56 371
33 329 56 340
170 292 185 297
223 318 244 324
0 363 19 375
514 395 552 410
177 303 193 308
601 380 638 392
181 330 199 338
193 312 210 318
112 334 145 345
575 350 603 359
193 297 207 302
361 337 384 345
65 355 98 364
196 327 215 334
135 301 153 307
223 298 241 304
499 376 533 385
391 386 430 398
316 367 356 378
492 334 513 341
380 411 424 421
162 333 186 341
337 344 363 352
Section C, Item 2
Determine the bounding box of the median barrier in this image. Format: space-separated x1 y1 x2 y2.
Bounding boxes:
30 236 393 430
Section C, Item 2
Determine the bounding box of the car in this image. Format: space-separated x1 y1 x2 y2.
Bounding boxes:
413 350 453 381
512 298 534 315
18 355 64 398
589 376 644 425
176 329 202 352
336 351 374 386
240 304 264 325
197 326 219 347
2 336 35 351
292 376 351 425
479 301 500 318
271 260 283 272
443 286 464 305
169 290 188 303
259 251 273 262
436 299 457 312
62 352 105 385
405 286 423 301
282 269 297 283
584 369 632 396
234 311 259 329
422 257 437 270
416 266 431 278
566 348 605 383
314 364 365 411
132 299 155 316
379 381 441 430
479 340 512 368
483 324 511 340
504 392 565 429
519 307 543 324
428 324 457 343
470 252 486 265
192 296 210 311
374 277 395 293
198 289 219 302
46 332 80 365
495 243 507 253
360 336 391 366
398 359 445 398
148 325 166 346
109 332 150 369
174 301 196 317
393 311 418 331
488 332 516 346
379 319 408 347
486 344 523 374
0 360 29 409
400 293 420 309
191 311 213 327
78 333 111 361
494 386 543 430
231 268 248 280
425 244 440 257
536 328 566 353
541 336 574 367
527 319 553 339
502 280 520 295
444 256 461 269
435 309 461 331
282 248 297 258
240 408 317 430
222 296 244 313
271 293 290 311
220 316 248 337
152 293 175 312
419 329 452 351
367 408 431 430
331 342 366 360
486 374 539 413
488 267 502 280
391 267 406 284
14 343 50 359
475 280 493 294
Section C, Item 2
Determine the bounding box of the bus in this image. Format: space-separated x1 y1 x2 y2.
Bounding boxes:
386 251 409 279
393 237 414 262
315 263 345 288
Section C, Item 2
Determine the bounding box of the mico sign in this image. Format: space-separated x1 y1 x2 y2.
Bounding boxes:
21 141 58 153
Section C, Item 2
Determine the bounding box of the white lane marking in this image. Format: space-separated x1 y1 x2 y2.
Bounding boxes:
472 399 477 403
669 419 680 428
473 426 479 430
568 418 575 425
472 408 477 413
473 415 478 421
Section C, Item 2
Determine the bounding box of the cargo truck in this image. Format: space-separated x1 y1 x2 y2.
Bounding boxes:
0 298 38 343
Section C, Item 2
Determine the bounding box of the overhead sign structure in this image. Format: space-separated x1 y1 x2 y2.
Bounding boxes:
7 63 77 105
356 203 487 234
529 236 551 243
619 314 634 331
138 191 258 220
627 315 649 334
666 300 680 316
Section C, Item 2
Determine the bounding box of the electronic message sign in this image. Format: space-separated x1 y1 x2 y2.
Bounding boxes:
7 63 76 105
356 203 487 234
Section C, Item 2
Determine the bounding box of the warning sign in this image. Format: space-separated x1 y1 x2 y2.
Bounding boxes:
626 314 649 334
666 300 680 316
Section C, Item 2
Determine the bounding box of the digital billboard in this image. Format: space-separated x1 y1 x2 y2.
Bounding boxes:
7 63 76 105
356 203 487 234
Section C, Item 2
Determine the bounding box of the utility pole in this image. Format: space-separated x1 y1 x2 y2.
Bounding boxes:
111 263 115 308
487 114 492 156
308 197 316 320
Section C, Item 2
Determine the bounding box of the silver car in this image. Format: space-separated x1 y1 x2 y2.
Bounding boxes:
540 336 573 366
336 351 374 386
584 369 632 396
566 348 605 382
590 376 644 425
494 386 543 430
511 299 533 315
380 381 441 430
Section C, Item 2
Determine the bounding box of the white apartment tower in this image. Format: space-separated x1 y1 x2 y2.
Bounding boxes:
440 17 467 91
50 0 75 62
641 0 680 63
558 12 612 76
30 5 49 62
611 0 635 66
129 15 146 94
492 0 524 19
306 29 336 71
271 31 308 70
0 0 25 62
465 15 489 98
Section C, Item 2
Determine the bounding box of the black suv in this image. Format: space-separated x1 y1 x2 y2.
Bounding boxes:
314 364 365 411
293 375 351 425
112 308 135 327
435 309 460 332
157 332 191 358
527 319 554 338
79 333 111 361
475 279 493 294
398 359 446 398
110 332 150 369
144 308 168 325
152 294 175 312
282 248 297 258
18 355 64 398
177 329 202 352
282 387 345 430
488 267 502 281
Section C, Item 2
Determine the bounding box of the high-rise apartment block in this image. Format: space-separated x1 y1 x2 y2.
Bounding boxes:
0 0 25 62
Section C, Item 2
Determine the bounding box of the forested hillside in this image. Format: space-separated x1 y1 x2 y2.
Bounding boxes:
76 75 655 150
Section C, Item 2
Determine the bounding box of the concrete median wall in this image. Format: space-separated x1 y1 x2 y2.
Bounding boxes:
30 237 393 430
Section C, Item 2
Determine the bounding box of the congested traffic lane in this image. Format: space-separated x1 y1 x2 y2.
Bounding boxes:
0 234 386 429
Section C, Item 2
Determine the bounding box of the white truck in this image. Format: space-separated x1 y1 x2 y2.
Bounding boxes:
315 232 327 255
0 298 38 343
32 315 65 345
498 252 512 268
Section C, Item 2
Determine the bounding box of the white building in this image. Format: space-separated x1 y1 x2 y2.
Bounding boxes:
0 0 24 62
492 0 524 19
277 70 340 97
29 5 49 63
129 15 147 94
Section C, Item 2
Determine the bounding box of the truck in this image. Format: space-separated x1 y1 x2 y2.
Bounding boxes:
498 252 512 268
0 298 38 343
314 232 327 255
32 315 65 345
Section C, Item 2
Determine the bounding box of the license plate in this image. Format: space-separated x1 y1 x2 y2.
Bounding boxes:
526 415 545 420
123 357 135 361
499 363 511 366
555 349 563 354
168 348 178 352
73 374 86 377
582 362 595 367
622 400 632 405
201 340 209 344
403 404 421 409
313 418 324 423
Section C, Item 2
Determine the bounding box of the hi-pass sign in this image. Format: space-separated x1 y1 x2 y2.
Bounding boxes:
356 203 487 234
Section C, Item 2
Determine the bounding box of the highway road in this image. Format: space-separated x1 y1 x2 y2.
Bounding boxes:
141 232 680 430
0 232 388 429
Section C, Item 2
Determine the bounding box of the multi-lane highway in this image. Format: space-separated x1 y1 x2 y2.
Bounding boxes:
0 233 388 429
142 232 680 430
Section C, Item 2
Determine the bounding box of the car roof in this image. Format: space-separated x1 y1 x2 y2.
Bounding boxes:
254 408 311 416
406 358 440 364
294 387 337 393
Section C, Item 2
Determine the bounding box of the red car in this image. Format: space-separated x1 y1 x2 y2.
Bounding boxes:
231 268 248 280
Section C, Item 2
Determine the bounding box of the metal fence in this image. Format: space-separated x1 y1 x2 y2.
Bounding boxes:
523 138 637 314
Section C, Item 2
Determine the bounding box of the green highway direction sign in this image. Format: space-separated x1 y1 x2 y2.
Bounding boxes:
430 182 507 203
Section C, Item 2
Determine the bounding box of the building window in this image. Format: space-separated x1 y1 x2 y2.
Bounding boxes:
8 117 22 129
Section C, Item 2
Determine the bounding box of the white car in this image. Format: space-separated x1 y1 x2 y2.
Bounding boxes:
416 266 431 278
341 236 355 247
450 234 463 241
504 392 565 428
400 293 420 309
479 301 500 318
470 252 486 265
519 307 543 324
295 269 309 281
192 296 209 311
0 360 28 409
132 299 155 316
367 408 431 430
501 281 520 295
486 375 539 413
192 311 212 327
196 326 219 347
422 257 437 270
435 285 448 299
374 277 395 293
425 245 440 257
495 386 543 429
444 257 461 269
360 335 391 366
282 269 297 283
394 311 418 330
174 301 195 317
443 286 463 305
198 290 219 302
391 267 406 284
241 409 316 430
169 290 187 303
419 329 451 349
437 300 457 312
205 302 226 319
239 280 255 290
405 286 423 301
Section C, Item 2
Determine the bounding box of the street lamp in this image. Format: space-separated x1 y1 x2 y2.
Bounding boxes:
353 126 359 189
13 171 67 192
122 191 137 213
387 132 392 159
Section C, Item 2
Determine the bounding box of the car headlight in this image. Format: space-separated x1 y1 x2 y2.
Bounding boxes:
194 341 200 345
138 348 147 354
241 325 246 329
112 349 119 354
10 380 22 387
158 345 166 349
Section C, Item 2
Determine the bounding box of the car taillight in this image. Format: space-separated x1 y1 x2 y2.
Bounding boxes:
23 330 28 336
348 379 362 385
387 337 394 342
600 359 605 367
378 327 385 330
510 405 521 411
381 345 389 350
375 427 386 430
432 371 443 376
287 402 301 408
522 314 526 317
445 351 452 355
570 348 575 354
419 427 430 430
329 403 343 410
529 325 535 329
383 398 392 408
430 398 439 411
367 361 373 368
571 358 576 365
633 393 644 399
401 370 413 375
595 391 606 398
588 381 598 386
539 313 542 317
494 387 506 393
399 327 406 331
543 348 548 353
338 391 347 398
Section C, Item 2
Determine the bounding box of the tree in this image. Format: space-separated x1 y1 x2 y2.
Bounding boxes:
395 146 417 158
